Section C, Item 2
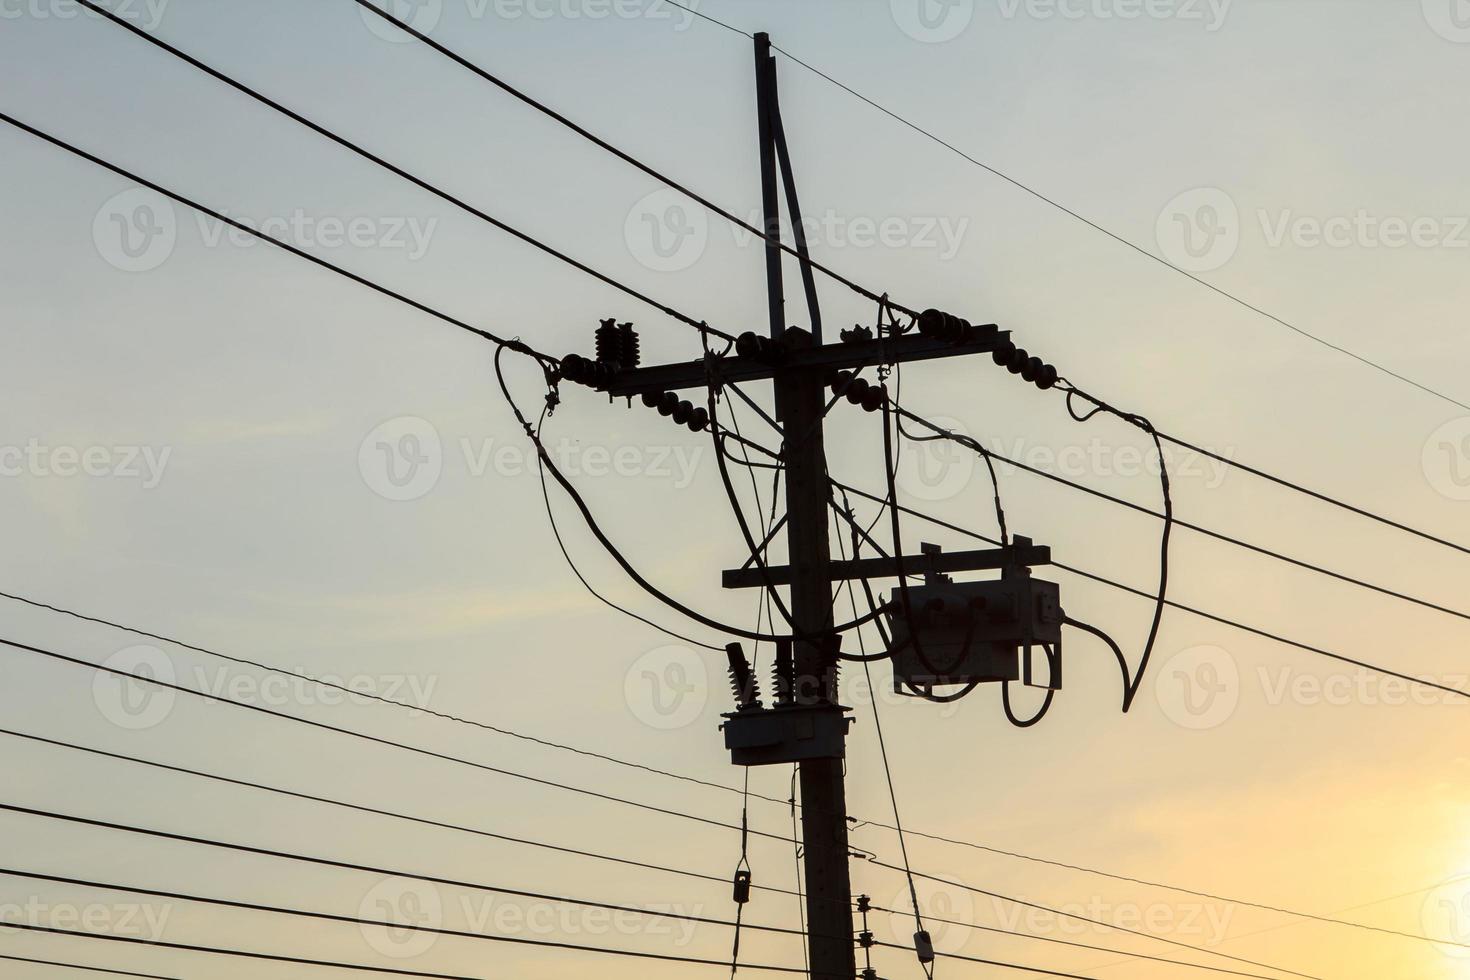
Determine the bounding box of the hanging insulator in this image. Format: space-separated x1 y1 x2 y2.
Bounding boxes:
828 370 854 393
687 407 710 432
845 377 871 404
860 385 886 412
733 870 753 905
559 354 590 384
1021 356 1044 382
914 930 935 965
735 331 763 359
657 392 680 417
1035 364 1059 390
641 391 662 409
672 400 694 425
917 308 946 338
858 930 875 949
618 322 640 370
992 339 1017 366
595 318 623 367
1007 347 1030 374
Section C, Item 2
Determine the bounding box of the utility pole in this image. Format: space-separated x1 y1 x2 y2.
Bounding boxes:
586 33 1023 979
752 32 856 980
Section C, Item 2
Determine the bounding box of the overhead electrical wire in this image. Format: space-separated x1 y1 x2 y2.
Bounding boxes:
532 408 727 652
0 867 813 973
860 900 1291 980
656 0 1467 413
0 731 805 906
497 344 887 642
69 0 726 342
894 403 1470 626
54 0 1470 629
0 634 798 847
0 918 814 977
0 954 179 980
0 440 1413 940
0 111 549 360
18 588 1417 952
820 470 1470 702
864 860 1320 980
18 11 1467 966
85 0 1470 571
343 0 914 320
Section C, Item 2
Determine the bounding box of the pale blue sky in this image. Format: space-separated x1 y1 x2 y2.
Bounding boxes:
2 1 1470 978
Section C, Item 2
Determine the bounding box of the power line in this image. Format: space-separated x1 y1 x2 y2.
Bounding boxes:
0 589 757 799
0 918 812 977
4 591 1457 951
0 112 555 363
894 404 1470 625
0 731 796 903
0 867 813 974
862 900 1288 980
68 0 726 343
828 478 1470 703
80 0 1470 571
343 0 912 320
1156 430 1470 558
866 940 1113 980
0 922 484 980
663 1 1467 412
867 860 1319 980
0 634 798 847
0 953 178 980
1 727 1348 979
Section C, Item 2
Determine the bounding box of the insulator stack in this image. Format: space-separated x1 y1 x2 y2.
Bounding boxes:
618 322 640 370
726 642 762 710
918 308 997 346
595 318 623 368
735 331 787 365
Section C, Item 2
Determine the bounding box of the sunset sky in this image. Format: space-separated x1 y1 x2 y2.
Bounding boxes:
3 1 1470 978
